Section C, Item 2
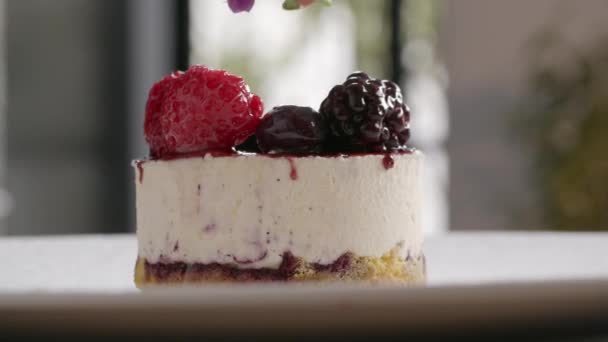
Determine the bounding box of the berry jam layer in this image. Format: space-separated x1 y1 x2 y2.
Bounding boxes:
134 250 425 287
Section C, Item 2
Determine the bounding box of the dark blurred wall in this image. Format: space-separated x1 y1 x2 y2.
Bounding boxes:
6 0 128 234
126 0 180 232
440 0 608 230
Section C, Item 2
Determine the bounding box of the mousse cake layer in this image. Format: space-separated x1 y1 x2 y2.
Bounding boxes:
134 152 424 270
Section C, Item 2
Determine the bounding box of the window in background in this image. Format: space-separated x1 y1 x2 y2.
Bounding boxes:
190 0 355 112
6 1 129 235
2 0 187 235
403 0 449 235
0 1 8 234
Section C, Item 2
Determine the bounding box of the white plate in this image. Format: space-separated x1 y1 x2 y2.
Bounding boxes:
1 280 608 338
1 232 608 338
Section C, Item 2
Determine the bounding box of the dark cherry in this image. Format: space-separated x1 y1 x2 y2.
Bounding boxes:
320 72 411 152
256 105 327 154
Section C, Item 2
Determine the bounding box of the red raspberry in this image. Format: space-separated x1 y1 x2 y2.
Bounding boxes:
144 65 264 157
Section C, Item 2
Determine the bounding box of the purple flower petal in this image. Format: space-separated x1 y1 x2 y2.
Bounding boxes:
228 0 255 13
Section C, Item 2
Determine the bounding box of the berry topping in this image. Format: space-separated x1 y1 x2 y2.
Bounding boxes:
319 72 410 152
256 106 327 154
144 65 263 158
226 0 331 12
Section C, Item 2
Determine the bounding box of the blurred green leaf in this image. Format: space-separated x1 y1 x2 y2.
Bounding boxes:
513 31 608 231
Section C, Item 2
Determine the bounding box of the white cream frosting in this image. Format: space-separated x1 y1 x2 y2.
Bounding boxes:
134 152 423 268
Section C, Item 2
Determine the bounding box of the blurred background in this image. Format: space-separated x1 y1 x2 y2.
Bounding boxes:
1 0 607 235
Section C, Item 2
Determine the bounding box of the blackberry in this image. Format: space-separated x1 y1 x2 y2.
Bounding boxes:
256 105 327 154
319 72 410 152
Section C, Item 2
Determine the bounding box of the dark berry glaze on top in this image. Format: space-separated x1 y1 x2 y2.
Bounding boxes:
134 148 415 186
382 154 395 170
135 160 145 184
286 157 298 180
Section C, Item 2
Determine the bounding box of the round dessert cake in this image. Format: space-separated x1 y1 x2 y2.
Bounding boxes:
133 66 425 286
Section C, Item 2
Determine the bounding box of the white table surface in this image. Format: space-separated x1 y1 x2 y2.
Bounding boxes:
1 232 607 293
